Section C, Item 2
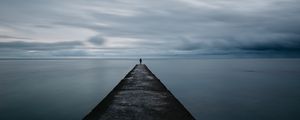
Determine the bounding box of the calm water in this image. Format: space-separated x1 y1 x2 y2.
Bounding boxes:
0 59 300 120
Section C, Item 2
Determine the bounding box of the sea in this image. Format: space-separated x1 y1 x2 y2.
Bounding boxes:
0 59 300 120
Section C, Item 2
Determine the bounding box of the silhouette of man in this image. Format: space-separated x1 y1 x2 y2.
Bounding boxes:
139 58 142 64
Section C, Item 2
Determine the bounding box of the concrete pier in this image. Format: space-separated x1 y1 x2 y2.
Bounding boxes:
83 64 195 120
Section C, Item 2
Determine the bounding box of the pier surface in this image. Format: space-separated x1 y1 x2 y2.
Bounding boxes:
83 64 195 120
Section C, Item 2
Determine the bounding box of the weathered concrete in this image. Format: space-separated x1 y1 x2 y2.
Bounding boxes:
83 64 195 120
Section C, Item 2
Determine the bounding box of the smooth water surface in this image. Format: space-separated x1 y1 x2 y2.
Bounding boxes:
0 59 300 120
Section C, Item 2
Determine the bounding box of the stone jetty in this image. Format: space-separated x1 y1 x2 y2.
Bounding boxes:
83 64 195 120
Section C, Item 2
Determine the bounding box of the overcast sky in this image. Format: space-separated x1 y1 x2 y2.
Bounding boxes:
0 0 299 58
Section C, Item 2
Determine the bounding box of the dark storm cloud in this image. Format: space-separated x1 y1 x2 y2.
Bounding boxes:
237 40 300 52
0 0 300 57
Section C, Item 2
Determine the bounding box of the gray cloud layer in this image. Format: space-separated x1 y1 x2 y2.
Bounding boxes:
0 0 299 58
0 41 83 50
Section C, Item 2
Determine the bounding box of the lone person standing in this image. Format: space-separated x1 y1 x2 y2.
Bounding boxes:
139 58 142 64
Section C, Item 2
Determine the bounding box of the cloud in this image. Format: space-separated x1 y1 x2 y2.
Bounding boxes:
0 35 29 40
0 40 83 50
88 35 106 45
0 0 299 58
237 39 300 52
49 49 89 56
